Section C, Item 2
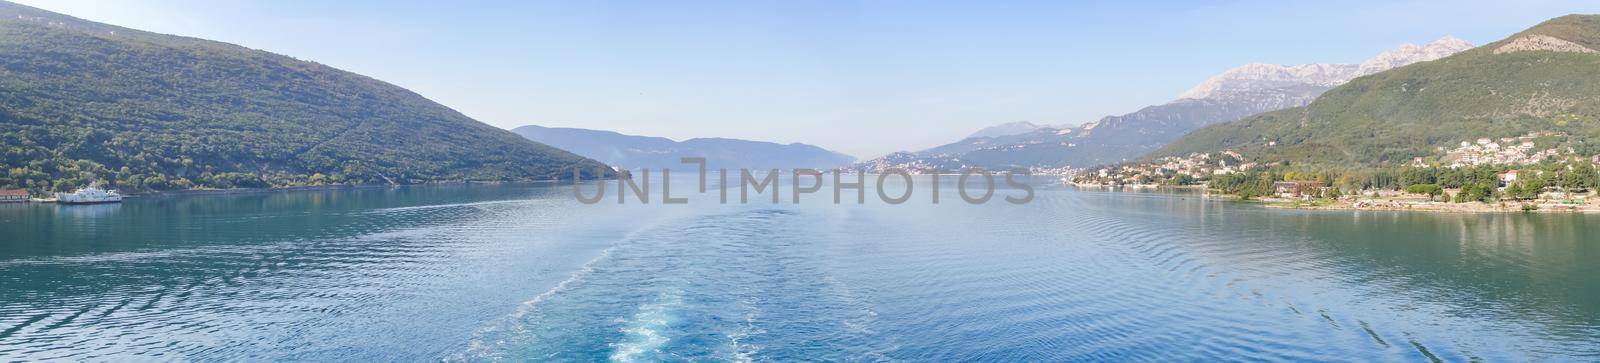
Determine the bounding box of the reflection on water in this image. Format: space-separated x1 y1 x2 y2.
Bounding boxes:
53 203 122 219
0 181 1597 361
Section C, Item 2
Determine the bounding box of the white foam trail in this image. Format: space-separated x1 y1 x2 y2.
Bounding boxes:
457 244 619 361
725 294 765 363
609 293 681 363
0 219 465 269
352 199 534 215
456 208 700 361
0 242 295 268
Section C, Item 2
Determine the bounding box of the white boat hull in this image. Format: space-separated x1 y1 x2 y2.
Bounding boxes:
57 198 123 205
54 187 124 204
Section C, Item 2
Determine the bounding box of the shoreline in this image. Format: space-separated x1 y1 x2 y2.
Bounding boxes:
133 183 401 197
1065 183 1208 191
1068 182 1598 213
1259 197 1599 214
133 179 575 197
23 179 583 202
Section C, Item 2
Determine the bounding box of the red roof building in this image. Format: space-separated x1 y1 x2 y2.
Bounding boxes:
0 189 29 202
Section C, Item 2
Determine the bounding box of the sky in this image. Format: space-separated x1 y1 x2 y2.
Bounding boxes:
13 0 1600 159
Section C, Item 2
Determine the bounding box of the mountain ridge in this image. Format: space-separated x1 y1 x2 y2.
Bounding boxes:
513 125 856 170
1179 36 1475 100
965 121 1048 139
0 1 612 193
1155 14 1600 167
859 36 1472 171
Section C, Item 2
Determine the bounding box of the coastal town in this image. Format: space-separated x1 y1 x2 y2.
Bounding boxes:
1071 150 1257 187
1069 135 1600 213
1437 132 1571 168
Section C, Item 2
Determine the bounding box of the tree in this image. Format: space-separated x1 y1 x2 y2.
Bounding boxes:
1518 178 1545 200
1505 183 1526 201
1406 184 1444 198
1399 168 1438 187
1563 164 1596 192
1454 181 1498 203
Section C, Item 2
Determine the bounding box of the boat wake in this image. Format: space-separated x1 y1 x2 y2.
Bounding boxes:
457 243 620 361
608 292 683 363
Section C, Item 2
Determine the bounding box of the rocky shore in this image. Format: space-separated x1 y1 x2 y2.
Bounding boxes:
1261 196 1599 213
1069 182 1598 213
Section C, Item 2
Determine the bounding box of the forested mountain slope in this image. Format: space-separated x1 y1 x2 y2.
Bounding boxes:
0 1 611 193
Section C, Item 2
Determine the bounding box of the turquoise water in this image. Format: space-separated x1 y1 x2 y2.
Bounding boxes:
1 179 1598 361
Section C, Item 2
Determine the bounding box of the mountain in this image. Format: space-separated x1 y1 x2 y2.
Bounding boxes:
966 121 1046 139
513 125 856 170
859 36 1473 171
0 1 612 194
1179 37 1475 100
1176 63 1357 100
1156 15 1600 167
1355 36 1476 76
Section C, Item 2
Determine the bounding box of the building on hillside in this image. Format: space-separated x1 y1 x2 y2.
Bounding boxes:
1498 170 1519 186
0 189 29 203
1273 181 1325 198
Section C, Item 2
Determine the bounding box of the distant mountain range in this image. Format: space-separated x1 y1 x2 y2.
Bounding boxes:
965 121 1052 139
860 36 1474 171
1178 36 1474 100
0 1 611 193
513 126 856 170
1156 15 1600 167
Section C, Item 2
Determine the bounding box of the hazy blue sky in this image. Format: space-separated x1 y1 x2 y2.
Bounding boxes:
15 0 1600 158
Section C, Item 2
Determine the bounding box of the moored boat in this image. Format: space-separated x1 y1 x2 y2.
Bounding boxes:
54 186 124 205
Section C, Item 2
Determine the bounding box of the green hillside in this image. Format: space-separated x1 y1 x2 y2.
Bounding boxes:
0 2 611 194
1155 15 1600 167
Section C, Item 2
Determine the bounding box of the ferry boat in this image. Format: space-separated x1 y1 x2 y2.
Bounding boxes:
54 186 124 204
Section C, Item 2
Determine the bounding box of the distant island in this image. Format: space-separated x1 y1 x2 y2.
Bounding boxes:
1072 15 1600 213
0 2 612 196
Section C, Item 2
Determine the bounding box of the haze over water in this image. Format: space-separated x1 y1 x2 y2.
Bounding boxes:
1 179 1597 361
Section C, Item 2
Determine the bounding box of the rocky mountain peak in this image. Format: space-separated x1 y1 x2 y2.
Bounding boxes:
1493 34 1597 54
1355 36 1477 76
1179 36 1474 100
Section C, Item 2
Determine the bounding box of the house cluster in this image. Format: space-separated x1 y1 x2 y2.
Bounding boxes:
1441 133 1566 168
857 152 944 173
1074 151 1256 186
963 138 1047 153
1029 166 1077 177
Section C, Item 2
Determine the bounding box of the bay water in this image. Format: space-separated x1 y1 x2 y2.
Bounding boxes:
1 178 1597 361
